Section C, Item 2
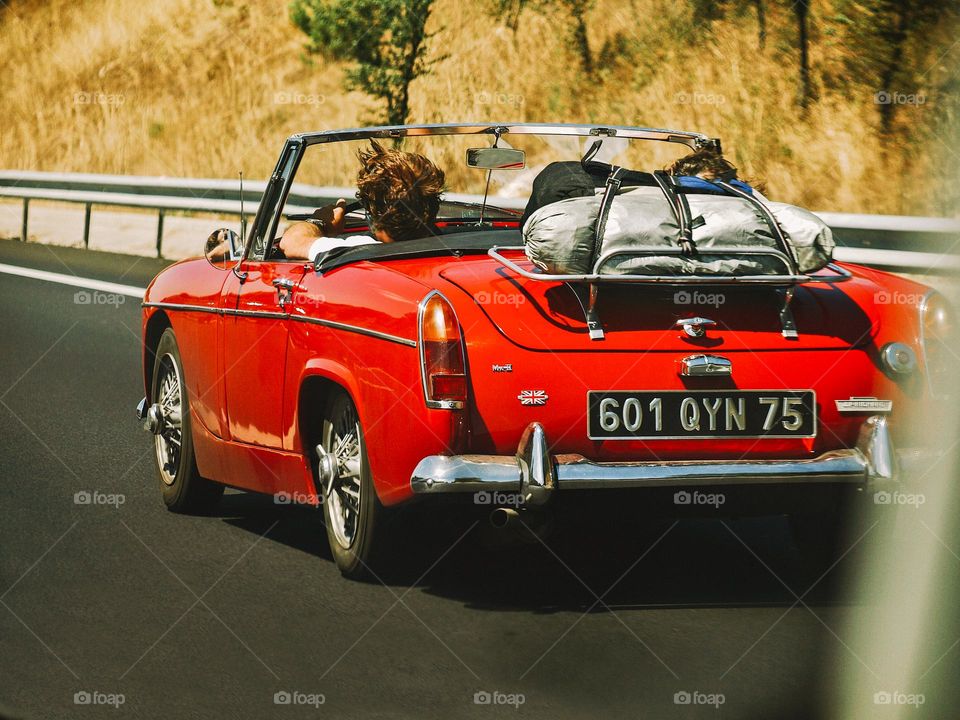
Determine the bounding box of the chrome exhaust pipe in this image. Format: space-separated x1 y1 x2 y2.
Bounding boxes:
489 507 520 529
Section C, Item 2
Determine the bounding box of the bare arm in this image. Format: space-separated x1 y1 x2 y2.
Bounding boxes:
277 198 348 260
277 221 322 260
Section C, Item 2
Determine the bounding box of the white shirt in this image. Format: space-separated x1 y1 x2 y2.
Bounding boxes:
308 234 379 261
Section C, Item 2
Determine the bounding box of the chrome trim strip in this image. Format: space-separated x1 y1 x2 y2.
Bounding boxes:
142 301 416 347
410 416 897 503
142 301 220 315
294 314 418 347
223 308 286 320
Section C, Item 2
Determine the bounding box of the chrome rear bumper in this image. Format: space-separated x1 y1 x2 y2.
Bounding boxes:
410 416 899 506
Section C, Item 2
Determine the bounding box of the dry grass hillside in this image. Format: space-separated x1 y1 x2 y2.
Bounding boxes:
0 0 957 215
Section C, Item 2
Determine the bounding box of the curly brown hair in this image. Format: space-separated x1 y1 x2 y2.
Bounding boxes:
664 147 766 194
355 141 445 241
664 147 739 181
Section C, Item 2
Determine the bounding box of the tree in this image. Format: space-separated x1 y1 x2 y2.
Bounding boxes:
753 0 766 49
290 0 437 126
794 0 812 109
837 0 949 133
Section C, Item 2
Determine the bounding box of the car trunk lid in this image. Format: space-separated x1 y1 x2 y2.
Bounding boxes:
439 255 879 352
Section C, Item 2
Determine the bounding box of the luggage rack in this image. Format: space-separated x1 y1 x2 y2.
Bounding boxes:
488 245 853 340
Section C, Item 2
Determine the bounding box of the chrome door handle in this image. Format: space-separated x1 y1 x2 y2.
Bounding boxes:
272 277 298 308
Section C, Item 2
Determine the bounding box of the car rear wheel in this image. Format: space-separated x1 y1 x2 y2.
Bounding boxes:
152 328 224 514
318 392 384 579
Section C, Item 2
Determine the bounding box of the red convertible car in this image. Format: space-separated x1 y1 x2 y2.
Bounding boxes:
137 123 950 578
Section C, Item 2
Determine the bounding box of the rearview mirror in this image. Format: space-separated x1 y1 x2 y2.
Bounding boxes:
466 147 525 170
204 228 242 270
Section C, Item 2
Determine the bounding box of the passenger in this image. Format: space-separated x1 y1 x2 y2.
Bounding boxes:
279 140 445 261
664 147 768 200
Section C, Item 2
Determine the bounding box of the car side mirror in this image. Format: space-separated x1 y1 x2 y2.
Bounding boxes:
204 228 242 270
466 147 525 170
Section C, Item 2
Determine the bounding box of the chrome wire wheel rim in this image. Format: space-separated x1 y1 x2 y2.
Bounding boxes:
325 403 363 550
154 353 184 486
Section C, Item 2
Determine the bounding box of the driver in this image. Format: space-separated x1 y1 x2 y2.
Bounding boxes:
279 140 445 261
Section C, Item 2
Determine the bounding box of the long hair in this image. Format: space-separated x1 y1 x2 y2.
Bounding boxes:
356 141 445 241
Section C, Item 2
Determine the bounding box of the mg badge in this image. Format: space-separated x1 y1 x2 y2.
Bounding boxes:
518 390 548 406
835 396 893 413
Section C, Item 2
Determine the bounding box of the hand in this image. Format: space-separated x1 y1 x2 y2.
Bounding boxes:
310 198 348 236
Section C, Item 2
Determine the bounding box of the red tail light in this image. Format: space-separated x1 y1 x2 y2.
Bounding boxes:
419 292 467 408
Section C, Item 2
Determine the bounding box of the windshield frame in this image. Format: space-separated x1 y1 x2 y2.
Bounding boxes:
294 122 718 152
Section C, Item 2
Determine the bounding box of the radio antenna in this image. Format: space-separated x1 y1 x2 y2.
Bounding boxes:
239 170 246 246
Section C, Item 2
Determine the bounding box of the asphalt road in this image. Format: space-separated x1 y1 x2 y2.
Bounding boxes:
0 239 951 719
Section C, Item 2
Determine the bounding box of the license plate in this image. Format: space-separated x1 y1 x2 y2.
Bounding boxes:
587 390 817 440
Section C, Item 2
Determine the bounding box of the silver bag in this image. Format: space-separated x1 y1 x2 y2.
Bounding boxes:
523 185 833 276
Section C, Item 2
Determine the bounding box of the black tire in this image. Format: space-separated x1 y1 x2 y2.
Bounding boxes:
151 327 224 514
318 392 385 579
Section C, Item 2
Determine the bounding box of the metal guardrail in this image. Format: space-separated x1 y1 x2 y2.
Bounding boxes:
1 171 958 270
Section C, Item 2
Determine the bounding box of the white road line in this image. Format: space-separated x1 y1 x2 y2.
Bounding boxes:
0 262 146 298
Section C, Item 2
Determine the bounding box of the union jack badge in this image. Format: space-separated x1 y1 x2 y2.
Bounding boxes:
518 390 548 406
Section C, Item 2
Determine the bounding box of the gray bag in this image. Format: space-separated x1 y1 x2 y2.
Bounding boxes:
523 184 833 276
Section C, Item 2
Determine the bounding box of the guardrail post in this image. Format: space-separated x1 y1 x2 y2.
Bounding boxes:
83 203 92 249
156 210 165 258
21 198 29 242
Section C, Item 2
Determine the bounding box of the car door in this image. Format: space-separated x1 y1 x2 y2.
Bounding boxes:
219 259 306 448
